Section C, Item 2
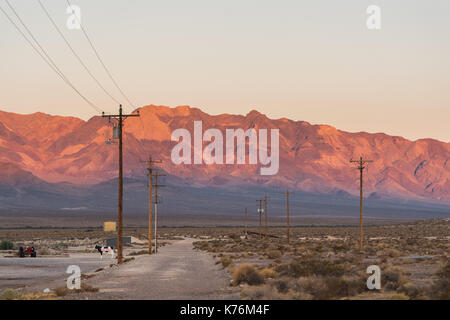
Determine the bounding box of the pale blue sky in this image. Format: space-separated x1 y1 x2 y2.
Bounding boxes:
0 0 449 141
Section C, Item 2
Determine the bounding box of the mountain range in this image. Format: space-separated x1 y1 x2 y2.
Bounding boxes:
0 105 449 216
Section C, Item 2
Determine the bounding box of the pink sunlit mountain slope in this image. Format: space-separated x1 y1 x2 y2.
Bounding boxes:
0 105 448 205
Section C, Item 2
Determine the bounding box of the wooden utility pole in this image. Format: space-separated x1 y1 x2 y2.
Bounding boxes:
264 196 269 239
256 199 263 239
102 105 139 264
141 157 162 254
152 172 165 253
350 156 373 251
282 190 293 243
244 208 248 239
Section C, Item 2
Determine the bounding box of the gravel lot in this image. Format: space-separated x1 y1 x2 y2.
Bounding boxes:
0 253 114 291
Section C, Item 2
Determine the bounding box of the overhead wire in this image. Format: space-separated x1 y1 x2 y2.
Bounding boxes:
1 0 103 113
66 0 135 109
37 0 121 106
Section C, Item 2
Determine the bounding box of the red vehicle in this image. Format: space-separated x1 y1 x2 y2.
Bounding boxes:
18 246 37 258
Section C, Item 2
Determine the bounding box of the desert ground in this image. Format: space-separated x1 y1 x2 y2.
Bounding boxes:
0 216 448 300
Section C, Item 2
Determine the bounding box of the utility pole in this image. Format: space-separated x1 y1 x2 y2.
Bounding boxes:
256 199 263 239
282 190 293 243
152 172 165 253
264 196 269 239
244 208 248 239
350 156 373 252
141 157 162 254
102 105 139 264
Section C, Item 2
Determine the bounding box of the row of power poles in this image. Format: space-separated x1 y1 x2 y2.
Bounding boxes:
252 192 292 243
141 157 165 254
247 157 372 251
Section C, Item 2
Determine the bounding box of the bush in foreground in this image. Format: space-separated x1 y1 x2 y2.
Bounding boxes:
233 264 264 286
275 258 345 278
0 240 14 250
429 259 450 300
0 289 21 300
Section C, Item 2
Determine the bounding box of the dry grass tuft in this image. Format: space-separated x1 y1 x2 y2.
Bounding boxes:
266 250 282 259
260 268 277 279
233 264 265 286
383 266 407 291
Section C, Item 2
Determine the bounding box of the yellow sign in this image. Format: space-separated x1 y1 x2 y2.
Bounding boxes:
104 222 116 232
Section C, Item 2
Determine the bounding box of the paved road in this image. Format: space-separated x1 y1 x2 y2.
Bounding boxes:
87 238 239 299
0 254 112 291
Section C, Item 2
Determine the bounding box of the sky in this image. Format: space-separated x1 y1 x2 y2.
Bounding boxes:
0 0 449 142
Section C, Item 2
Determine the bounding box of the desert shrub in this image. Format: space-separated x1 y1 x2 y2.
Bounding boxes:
54 242 69 249
38 247 50 255
398 282 422 299
332 242 350 252
275 258 345 278
384 248 401 258
0 289 20 300
429 260 450 300
220 256 233 268
233 264 264 286
272 278 289 293
266 250 282 259
260 268 276 279
292 275 365 300
55 286 69 297
290 291 314 300
406 238 419 246
0 240 14 250
431 278 450 300
293 276 328 299
241 285 286 300
437 259 450 279
76 283 99 293
129 250 148 256
323 276 366 298
383 266 407 291
389 293 409 300
240 252 250 258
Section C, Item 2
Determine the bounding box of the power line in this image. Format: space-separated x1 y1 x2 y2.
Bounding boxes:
256 199 263 239
1 0 103 113
102 105 140 264
152 171 166 254
350 156 373 252
282 190 294 243
66 0 135 109
141 156 162 255
37 0 121 106
264 195 269 239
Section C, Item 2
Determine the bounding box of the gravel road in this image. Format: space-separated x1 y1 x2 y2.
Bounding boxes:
86 238 239 299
